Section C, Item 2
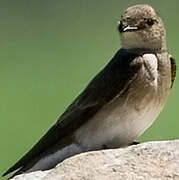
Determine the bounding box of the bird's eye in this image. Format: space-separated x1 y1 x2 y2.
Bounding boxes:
146 19 155 26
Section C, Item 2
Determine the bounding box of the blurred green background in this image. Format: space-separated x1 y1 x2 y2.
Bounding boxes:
0 0 178 176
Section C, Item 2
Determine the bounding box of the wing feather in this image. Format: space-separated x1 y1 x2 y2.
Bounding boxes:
170 55 176 88
3 48 142 177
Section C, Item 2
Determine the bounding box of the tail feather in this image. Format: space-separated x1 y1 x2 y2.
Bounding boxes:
2 140 83 178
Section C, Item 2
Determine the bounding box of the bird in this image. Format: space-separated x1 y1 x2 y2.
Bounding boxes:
3 4 176 178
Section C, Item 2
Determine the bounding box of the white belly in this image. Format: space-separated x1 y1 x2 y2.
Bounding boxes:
75 97 163 149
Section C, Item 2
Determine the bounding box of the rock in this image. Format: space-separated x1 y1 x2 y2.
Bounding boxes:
12 171 49 180
12 140 179 180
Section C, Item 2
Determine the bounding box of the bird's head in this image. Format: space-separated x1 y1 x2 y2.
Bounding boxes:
118 4 166 51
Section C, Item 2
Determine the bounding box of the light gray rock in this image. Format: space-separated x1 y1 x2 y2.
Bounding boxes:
12 140 179 180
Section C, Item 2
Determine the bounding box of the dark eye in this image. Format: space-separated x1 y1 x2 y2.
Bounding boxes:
146 19 155 26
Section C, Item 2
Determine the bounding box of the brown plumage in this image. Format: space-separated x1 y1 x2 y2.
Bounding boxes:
3 4 176 178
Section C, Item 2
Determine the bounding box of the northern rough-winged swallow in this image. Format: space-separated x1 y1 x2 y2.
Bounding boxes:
3 4 176 178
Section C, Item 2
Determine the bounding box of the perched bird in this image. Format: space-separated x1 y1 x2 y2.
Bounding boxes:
3 4 176 178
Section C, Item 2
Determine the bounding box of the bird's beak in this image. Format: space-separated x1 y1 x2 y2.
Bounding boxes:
118 21 138 33
123 26 138 32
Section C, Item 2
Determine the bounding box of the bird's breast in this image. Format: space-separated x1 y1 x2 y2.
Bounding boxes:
75 52 171 150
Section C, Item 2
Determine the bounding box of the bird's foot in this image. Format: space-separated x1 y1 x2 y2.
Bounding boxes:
102 144 109 149
130 141 140 145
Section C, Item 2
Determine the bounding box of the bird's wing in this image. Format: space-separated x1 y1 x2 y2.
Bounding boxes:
169 55 176 88
3 48 142 177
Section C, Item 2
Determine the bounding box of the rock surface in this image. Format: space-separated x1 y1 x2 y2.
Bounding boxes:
12 140 179 180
